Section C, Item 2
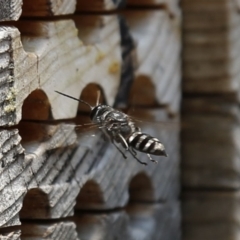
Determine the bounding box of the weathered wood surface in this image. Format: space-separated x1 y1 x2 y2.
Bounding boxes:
0 108 180 228
183 191 240 240
126 0 181 17
0 123 77 227
0 200 181 240
0 0 127 20
0 1 181 239
182 0 240 96
182 97 240 189
0 0 22 21
183 191 240 223
124 10 181 113
183 222 240 240
74 201 180 240
0 16 121 126
22 0 76 17
76 0 126 12
0 228 21 240
74 211 129 240
127 202 181 240
182 0 234 12
21 221 79 240
182 1 240 239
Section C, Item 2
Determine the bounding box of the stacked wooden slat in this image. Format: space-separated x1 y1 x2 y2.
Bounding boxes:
182 0 240 239
123 9 181 113
0 0 181 239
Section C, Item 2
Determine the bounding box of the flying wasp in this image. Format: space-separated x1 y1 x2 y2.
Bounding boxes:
55 90 167 165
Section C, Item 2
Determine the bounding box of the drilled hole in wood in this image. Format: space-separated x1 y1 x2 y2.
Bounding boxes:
129 76 158 107
0 226 21 238
128 172 154 203
73 214 109 240
78 83 106 114
125 173 156 237
19 89 55 154
75 180 104 210
127 0 156 5
21 0 76 17
76 0 105 12
75 15 105 44
20 188 50 219
22 89 52 121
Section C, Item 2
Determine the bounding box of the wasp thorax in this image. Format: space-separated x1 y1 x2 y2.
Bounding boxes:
90 105 109 123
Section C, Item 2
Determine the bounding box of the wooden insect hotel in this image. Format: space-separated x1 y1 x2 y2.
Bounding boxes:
182 0 240 239
0 0 181 239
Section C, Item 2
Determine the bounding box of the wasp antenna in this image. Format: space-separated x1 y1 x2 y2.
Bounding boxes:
55 90 93 110
96 90 101 106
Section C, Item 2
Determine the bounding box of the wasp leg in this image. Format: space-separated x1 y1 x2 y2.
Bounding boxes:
112 140 127 159
131 147 137 156
101 129 127 159
117 133 129 150
147 154 158 164
129 149 147 165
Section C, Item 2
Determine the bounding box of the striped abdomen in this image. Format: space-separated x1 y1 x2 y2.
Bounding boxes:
127 132 167 156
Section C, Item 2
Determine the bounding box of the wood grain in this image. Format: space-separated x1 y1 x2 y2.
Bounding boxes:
182 105 240 188
0 16 121 126
124 10 181 113
126 0 181 17
0 0 22 21
183 191 240 240
182 0 240 96
76 0 126 12
0 0 128 19
21 221 79 240
22 0 76 16
0 107 180 227
0 228 21 240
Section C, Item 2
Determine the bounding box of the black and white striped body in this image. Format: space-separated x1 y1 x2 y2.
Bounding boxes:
127 132 166 156
55 91 167 165
90 105 167 161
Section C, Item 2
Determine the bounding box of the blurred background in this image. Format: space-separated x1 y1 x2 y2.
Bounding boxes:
181 1 240 239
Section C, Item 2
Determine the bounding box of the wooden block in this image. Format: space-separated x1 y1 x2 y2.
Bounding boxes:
183 36 240 61
76 0 126 12
0 15 121 126
21 221 79 239
126 0 181 17
74 211 129 240
127 0 165 5
0 107 179 227
0 122 78 226
0 0 125 19
182 0 240 98
67 108 179 210
183 191 240 240
182 11 240 30
0 228 21 240
181 0 233 12
22 0 76 17
0 0 76 19
183 191 240 223
74 201 180 240
127 201 181 240
183 58 238 79
0 0 22 21
182 98 240 188
124 10 181 113
183 222 240 240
